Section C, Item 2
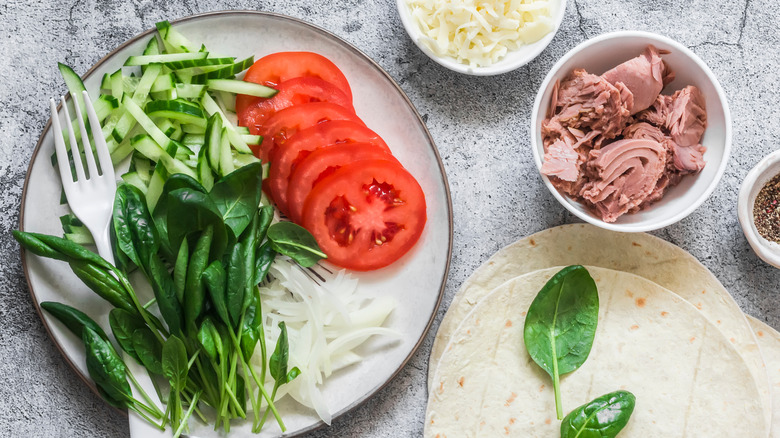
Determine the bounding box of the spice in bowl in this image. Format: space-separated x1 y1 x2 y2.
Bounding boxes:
753 173 780 243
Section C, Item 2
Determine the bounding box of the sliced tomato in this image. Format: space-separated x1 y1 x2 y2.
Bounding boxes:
255 102 364 162
266 121 390 215
236 77 354 133
301 159 426 271
286 143 398 222
237 52 353 116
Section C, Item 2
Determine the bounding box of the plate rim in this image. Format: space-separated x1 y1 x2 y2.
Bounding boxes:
18 9 454 436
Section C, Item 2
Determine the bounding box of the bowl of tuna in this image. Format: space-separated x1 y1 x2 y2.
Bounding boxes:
531 31 731 232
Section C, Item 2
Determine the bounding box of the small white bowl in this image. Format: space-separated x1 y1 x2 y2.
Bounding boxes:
738 151 780 269
396 0 567 76
530 31 732 232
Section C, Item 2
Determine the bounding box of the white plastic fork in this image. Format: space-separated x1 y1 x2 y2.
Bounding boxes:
50 90 117 265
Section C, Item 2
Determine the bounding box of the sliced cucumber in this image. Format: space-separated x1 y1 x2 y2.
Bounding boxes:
145 99 207 127
190 57 254 83
125 52 208 66
201 93 251 153
164 57 235 70
206 79 277 98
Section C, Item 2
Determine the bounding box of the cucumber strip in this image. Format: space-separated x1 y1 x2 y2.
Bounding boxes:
219 127 235 176
60 214 93 244
169 122 183 141
201 93 251 153
132 153 154 184
241 134 262 145
122 96 174 150
110 138 135 164
206 79 278 98
196 139 215 191
214 90 236 113
154 117 176 137
91 95 118 122
174 83 206 99
150 74 176 92
131 134 196 178
182 134 205 146
141 36 160 74
145 99 207 127
155 20 200 53
58 63 87 125
125 52 208 66
235 126 250 135
181 123 206 134
145 162 169 211
233 152 260 168
190 57 254 84
121 172 148 194
204 114 223 172
164 57 235 70
110 69 124 100
111 63 162 143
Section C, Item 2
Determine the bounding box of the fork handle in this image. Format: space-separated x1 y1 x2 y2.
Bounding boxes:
94 223 116 267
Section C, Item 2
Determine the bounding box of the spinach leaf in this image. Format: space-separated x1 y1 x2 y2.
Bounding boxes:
202 260 230 327
523 265 599 420
184 226 213 331
270 321 298 385
255 205 274 243
165 187 227 258
14 231 112 269
267 222 326 268
148 254 183 335
151 173 207 258
133 327 163 375
162 335 189 390
41 301 108 341
173 238 189 304
83 326 132 406
69 260 136 313
560 390 635 438
109 308 147 362
254 241 277 286
239 294 262 361
226 242 246 328
113 183 159 274
209 162 263 240
197 318 219 363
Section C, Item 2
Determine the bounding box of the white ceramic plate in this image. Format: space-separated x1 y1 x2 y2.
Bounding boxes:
19 11 452 437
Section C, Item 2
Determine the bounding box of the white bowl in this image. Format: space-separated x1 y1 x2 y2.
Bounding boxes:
738 150 780 269
530 31 732 232
396 0 567 76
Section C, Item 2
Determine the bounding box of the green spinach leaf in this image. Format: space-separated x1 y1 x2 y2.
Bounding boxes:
148 254 183 335
83 326 132 406
165 187 227 258
133 327 163 375
162 335 189 390
209 162 263 240
42 301 108 341
254 241 277 286
109 308 147 362
225 242 246 328
560 390 635 438
184 226 213 332
523 265 599 420
267 222 326 268
173 238 189 304
113 183 159 274
202 260 230 327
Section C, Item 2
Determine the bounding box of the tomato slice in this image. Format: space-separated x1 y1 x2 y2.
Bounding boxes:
237 52 353 115
255 102 364 162
236 77 354 133
286 143 398 222
266 121 390 215
301 160 426 271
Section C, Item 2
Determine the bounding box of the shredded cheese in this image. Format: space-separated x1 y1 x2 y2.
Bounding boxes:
407 0 556 67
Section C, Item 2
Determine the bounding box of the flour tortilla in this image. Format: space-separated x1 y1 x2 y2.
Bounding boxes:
429 224 771 429
425 267 767 437
749 316 780 436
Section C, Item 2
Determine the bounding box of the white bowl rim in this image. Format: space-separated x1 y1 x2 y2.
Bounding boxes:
395 0 568 76
737 150 780 268
530 30 733 232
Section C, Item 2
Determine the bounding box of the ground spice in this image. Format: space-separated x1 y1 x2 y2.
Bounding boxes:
754 173 780 243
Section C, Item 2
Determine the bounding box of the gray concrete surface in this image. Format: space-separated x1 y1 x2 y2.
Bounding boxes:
1 0 779 436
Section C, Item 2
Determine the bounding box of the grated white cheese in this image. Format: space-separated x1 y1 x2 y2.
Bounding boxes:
407 0 556 67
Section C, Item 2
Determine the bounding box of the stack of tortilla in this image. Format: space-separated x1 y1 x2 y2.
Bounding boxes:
425 224 779 437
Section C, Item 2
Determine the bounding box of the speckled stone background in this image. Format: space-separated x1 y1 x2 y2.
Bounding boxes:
1 0 779 436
